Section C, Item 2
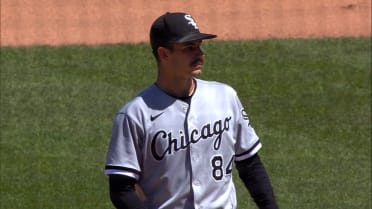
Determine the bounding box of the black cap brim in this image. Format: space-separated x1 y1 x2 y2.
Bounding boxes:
174 32 217 44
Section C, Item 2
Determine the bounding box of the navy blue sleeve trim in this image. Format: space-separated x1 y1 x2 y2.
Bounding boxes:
235 140 261 159
105 165 141 175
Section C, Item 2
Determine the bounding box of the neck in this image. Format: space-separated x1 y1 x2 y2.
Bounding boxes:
156 77 195 98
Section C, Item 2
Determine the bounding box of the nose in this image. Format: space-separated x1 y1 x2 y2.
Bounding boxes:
196 47 204 57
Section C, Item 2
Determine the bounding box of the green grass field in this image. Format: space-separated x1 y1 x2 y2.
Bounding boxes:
1 37 371 209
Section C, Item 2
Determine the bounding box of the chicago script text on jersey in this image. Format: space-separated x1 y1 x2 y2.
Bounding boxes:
151 116 232 160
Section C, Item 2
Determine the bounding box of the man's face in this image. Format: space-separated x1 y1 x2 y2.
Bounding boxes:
165 40 205 77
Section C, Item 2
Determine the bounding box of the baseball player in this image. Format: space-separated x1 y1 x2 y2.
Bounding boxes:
105 12 279 209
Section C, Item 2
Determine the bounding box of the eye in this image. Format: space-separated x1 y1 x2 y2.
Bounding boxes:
189 45 197 50
182 45 198 52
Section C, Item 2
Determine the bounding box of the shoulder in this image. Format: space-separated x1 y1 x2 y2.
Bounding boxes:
117 85 155 114
195 78 237 96
117 84 174 116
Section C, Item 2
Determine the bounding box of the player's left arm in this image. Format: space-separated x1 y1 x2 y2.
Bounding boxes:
230 89 279 208
235 154 279 209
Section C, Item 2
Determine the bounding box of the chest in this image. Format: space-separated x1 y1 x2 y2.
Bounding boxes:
145 98 235 161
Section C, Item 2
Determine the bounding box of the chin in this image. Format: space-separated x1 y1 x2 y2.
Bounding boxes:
192 69 202 76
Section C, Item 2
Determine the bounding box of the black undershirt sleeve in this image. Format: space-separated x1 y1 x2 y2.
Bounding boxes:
108 174 147 209
235 154 279 209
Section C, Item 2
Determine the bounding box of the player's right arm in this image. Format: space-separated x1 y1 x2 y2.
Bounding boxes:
109 174 147 209
105 111 147 209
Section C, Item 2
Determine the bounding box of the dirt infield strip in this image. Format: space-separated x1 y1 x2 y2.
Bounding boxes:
1 0 371 46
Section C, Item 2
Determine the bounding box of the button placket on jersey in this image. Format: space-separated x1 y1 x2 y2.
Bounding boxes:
192 153 199 162
187 111 205 208
182 104 188 113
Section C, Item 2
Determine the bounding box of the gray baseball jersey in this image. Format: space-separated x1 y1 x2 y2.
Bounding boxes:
105 78 262 209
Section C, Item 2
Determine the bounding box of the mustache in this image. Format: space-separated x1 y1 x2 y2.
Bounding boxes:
190 58 204 66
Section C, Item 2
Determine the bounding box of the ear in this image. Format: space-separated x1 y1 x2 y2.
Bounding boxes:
157 47 170 61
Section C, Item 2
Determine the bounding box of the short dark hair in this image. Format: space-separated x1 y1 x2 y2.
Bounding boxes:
152 44 175 63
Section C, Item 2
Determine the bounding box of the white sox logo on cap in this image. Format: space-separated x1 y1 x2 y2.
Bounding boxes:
184 14 199 29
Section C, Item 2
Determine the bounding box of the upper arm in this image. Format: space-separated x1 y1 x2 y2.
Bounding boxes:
105 113 143 179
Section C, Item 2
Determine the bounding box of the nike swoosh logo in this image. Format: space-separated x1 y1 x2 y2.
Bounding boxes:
150 112 164 121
